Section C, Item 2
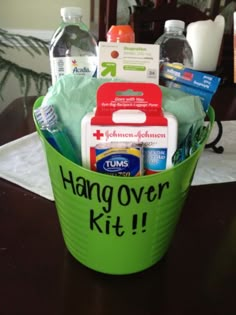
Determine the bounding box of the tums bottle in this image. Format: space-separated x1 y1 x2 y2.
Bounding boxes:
49 7 98 85
155 20 193 68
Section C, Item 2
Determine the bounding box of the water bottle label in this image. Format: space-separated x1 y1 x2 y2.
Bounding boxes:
50 57 66 84
51 56 97 83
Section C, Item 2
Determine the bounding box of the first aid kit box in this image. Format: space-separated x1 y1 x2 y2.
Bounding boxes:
81 82 178 175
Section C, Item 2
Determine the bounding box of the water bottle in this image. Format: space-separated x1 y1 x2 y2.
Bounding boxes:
155 20 193 68
49 7 98 85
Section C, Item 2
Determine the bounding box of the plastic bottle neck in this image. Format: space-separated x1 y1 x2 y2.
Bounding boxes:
62 15 82 24
165 27 184 36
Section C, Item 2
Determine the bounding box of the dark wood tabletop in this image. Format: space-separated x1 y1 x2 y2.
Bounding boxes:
0 91 236 315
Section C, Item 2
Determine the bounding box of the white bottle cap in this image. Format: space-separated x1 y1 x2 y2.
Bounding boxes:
60 7 82 18
165 20 185 30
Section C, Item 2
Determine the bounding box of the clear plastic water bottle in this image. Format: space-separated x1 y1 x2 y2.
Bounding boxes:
155 20 193 68
49 7 98 85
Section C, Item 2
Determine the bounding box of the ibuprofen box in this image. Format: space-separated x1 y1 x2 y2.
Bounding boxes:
97 42 160 84
81 82 178 175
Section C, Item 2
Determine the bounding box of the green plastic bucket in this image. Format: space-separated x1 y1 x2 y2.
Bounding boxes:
33 97 214 275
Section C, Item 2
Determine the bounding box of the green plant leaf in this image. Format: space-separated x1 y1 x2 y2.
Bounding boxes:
0 28 51 100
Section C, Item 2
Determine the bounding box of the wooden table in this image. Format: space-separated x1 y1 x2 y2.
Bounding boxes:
0 93 236 315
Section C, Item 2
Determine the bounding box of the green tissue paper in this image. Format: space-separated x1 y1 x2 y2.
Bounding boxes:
42 75 206 164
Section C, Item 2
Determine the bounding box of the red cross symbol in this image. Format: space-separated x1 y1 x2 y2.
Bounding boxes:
93 129 104 140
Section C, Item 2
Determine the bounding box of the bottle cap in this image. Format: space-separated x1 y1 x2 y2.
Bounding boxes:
60 7 82 18
107 25 135 43
165 20 185 31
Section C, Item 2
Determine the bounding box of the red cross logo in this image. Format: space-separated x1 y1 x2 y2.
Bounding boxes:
93 129 104 140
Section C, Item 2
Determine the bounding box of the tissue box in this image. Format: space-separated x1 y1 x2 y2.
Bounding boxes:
160 63 221 111
97 42 159 84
